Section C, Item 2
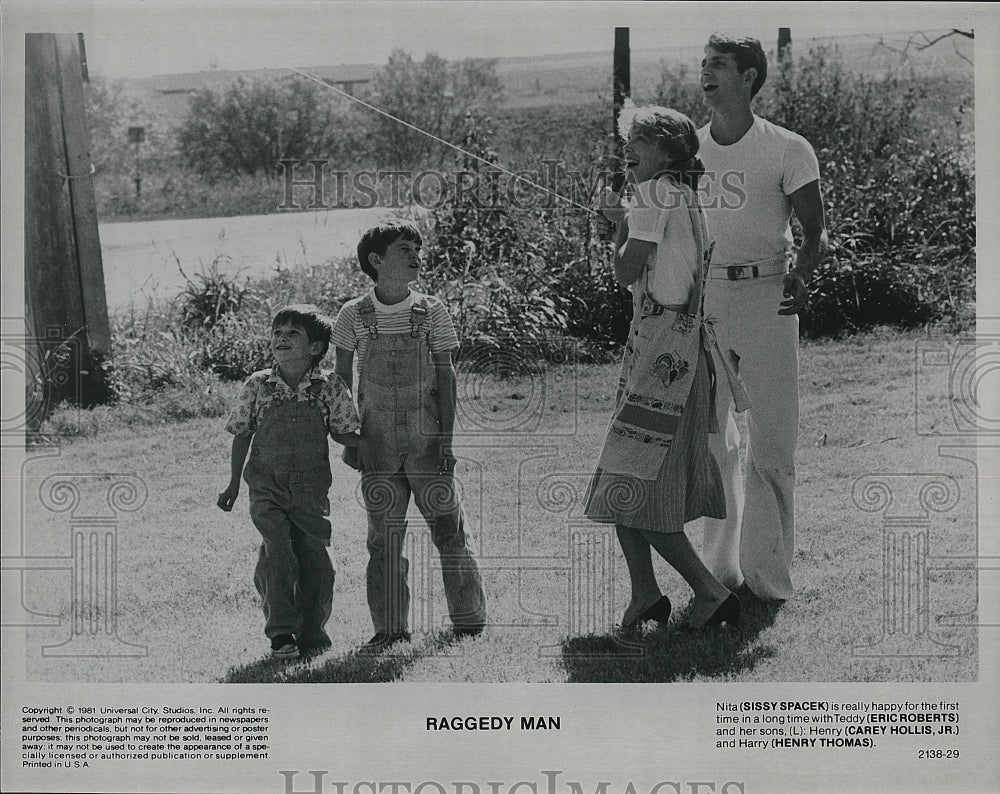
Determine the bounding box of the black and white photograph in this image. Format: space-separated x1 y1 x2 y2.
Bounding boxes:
2 1 998 792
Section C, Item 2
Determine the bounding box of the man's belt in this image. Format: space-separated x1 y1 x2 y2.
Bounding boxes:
709 256 789 281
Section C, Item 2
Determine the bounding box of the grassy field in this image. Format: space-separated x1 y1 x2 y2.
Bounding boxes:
19 328 978 683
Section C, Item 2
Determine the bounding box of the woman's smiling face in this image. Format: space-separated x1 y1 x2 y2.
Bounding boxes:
623 127 673 184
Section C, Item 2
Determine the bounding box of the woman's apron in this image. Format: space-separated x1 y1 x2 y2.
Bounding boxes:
595 181 748 480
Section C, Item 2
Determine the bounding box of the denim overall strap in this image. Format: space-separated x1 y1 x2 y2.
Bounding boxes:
358 295 378 339
409 300 429 338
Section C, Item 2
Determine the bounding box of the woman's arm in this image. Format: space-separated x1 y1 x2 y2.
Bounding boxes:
600 185 655 288
614 235 656 288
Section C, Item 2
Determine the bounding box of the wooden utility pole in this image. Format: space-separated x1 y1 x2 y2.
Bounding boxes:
24 33 112 423
613 27 630 144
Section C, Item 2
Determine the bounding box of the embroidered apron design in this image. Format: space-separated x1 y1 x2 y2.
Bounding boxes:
596 184 748 480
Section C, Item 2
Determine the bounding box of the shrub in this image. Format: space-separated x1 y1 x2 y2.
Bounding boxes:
177 76 353 178
198 311 273 381
755 47 975 337
107 308 206 400
177 258 254 331
418 112 630 362
366 50 504 169
653 61 711 128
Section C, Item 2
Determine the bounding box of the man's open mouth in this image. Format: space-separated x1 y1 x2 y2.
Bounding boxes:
702 83 718 94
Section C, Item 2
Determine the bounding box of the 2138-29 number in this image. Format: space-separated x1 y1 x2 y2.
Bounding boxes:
918 749 959 759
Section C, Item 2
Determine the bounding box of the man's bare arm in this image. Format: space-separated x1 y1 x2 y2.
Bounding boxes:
780 180 829 315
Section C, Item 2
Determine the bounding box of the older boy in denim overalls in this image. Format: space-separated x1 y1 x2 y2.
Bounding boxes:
334 221 487 652
219 305 361 660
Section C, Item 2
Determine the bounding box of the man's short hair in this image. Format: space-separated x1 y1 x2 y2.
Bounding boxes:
356 220 423 282
708 33 768 97
272 304 333 364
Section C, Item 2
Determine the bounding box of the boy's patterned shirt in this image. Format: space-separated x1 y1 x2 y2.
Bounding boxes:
225 365 360 437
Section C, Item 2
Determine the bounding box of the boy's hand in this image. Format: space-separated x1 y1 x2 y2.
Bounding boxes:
342 445 362 472
217 481 240 512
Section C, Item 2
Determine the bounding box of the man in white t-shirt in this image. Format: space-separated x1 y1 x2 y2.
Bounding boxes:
696 34 828 602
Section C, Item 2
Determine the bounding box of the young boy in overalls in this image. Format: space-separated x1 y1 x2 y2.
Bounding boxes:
333 220 487 652
218 304 361 660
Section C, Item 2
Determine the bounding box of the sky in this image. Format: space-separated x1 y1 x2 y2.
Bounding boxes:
2 0 987 78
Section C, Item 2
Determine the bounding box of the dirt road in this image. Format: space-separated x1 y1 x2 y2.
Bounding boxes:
99 207 403 312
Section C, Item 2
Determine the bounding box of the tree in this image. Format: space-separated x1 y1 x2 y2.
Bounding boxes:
365 50 503 168
84 78 172 177
177 75 353 178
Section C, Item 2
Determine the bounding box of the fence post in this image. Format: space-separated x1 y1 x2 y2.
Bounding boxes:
613 27 630 144
778 27 792 61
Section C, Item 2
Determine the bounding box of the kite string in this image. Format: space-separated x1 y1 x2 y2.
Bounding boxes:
290 67 601 215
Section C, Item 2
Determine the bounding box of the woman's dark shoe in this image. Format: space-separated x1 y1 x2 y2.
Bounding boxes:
621 595 672 632
685 592 742 631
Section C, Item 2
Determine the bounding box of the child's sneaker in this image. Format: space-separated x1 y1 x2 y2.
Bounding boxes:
270 634 299 659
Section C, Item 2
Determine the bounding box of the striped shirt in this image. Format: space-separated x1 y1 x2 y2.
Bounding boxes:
332 289 458 370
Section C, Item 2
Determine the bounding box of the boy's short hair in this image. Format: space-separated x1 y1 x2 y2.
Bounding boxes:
272 304 333 365
357 220 422 282
707 33 768 97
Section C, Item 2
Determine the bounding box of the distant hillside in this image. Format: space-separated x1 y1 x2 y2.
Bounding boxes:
495 31 973 109
114 29 972 123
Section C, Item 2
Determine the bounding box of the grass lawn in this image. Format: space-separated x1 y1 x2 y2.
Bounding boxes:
18 328 978 683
